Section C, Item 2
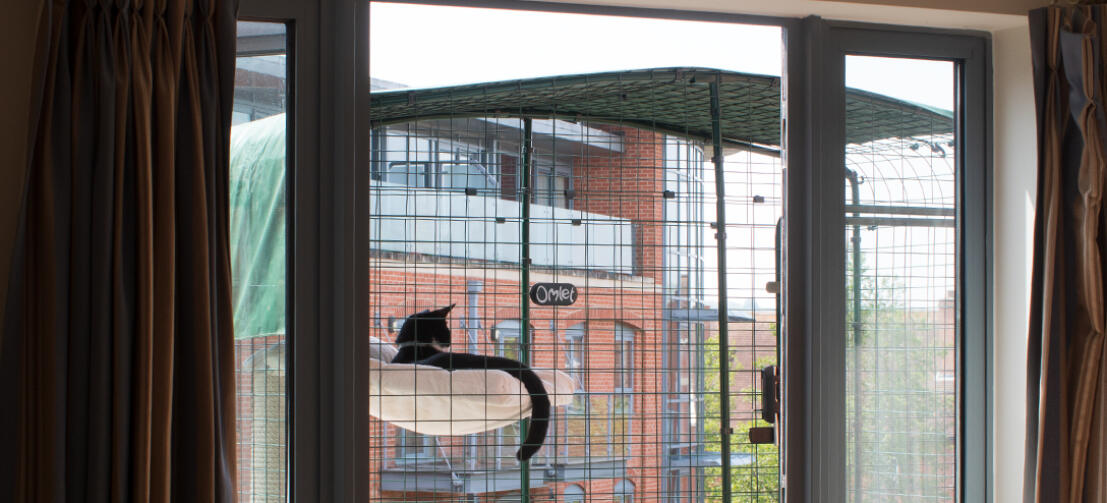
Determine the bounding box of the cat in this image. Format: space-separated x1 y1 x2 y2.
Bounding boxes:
391 304 550 462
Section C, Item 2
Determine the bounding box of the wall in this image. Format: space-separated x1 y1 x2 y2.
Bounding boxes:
539 0 1031 31
814 0 1045 16
992 22 1035 503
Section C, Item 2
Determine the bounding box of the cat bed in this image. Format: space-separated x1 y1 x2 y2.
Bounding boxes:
368 336 579 436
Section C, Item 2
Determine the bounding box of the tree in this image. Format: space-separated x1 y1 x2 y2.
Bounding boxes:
701 331 780 502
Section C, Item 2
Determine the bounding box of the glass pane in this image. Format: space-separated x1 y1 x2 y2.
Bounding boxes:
231 20 288 503
386 162 423 187
369 3 784 501
844 55 957 502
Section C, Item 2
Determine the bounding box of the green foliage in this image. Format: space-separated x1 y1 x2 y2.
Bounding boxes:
845 251 957 500
700 330 780 502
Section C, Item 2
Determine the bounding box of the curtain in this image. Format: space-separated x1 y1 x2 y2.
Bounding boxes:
1026 5 1107 503
0 0 239 501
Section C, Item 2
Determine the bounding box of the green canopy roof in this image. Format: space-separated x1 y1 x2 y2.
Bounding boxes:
369 67 953 151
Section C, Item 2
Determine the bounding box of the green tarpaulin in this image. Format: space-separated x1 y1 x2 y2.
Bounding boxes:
230 113 287 340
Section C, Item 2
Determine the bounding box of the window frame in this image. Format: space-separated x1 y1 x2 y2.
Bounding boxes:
784 20 992 503
240 1 992 501
238 0 371 501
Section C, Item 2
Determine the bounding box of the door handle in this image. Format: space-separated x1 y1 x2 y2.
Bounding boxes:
749 364 779 445
761 364 778 423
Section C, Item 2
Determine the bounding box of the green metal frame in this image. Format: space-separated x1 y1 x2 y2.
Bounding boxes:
370 67 953 152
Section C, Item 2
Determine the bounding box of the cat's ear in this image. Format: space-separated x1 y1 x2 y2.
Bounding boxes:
432 304 455 317
423 304 455 318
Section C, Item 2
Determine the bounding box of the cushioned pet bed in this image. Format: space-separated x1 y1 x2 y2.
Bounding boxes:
368 336 578 436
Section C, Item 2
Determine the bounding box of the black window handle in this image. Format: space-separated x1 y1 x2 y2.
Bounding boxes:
749 364 779 445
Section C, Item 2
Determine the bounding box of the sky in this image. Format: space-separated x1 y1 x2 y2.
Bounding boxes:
369 2 952 111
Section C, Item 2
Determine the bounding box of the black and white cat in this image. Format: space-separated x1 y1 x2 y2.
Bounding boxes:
391 304 550 461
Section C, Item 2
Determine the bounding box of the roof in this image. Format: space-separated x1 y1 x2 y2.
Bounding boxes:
369 67 953 151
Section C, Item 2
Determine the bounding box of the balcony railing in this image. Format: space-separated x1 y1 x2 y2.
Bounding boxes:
370 181 635 274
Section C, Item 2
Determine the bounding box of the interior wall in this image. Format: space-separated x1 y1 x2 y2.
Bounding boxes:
536 0 1029 31
813 0 1045 16
991 22 1034 503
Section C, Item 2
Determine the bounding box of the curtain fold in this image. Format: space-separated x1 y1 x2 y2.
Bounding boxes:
1027 5 1107 503
0 1 239 501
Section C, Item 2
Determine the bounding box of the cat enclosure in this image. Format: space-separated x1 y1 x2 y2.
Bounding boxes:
357 67 953 503
227 48 958 499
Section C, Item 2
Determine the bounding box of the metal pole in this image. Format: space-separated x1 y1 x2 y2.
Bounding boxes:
846 169 862 503
466 281 483 470
710 76 733 502
519 117 534 502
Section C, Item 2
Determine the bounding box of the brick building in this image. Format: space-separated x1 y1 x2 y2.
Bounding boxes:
364 113 735 502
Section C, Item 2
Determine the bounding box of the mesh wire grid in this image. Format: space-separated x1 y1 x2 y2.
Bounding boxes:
226 24 960 502
364 71 783 503
843 113 958 499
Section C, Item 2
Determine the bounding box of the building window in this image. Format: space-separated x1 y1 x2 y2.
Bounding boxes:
614 479 636 503
493 320 533 462
495 319 524 361
565 323 587 413
394 428 434 461
442 161 498 191
563 484 586 503
533 161 571 208
613 323 634 414
371 130 499 193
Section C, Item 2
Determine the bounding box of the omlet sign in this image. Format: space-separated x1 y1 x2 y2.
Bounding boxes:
529 283 578 306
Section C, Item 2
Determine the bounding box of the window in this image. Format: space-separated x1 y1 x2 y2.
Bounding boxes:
564 484 586 503
443 162 498 191
533 161 572 208
614 479 636 503
395 429 435 461
371 131 499 193
494 320 526 462
251 2 994 502
613 323 634 414
495 320 524 361
385 161 428 187
564 323 587 412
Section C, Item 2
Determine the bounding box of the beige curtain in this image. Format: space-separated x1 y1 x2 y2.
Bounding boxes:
1026 5 1107 503
0 1 239 501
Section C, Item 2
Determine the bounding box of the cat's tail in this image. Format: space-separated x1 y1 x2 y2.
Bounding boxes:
514 368 550 462
494 360 550 462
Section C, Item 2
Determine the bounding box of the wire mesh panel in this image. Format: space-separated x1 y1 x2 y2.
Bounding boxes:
364 6 948 503
717 148 783 502
843 56 958 502
366 69 784 502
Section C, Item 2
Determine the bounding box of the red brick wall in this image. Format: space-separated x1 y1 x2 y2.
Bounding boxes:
572 126 666 283
369 261 668 501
